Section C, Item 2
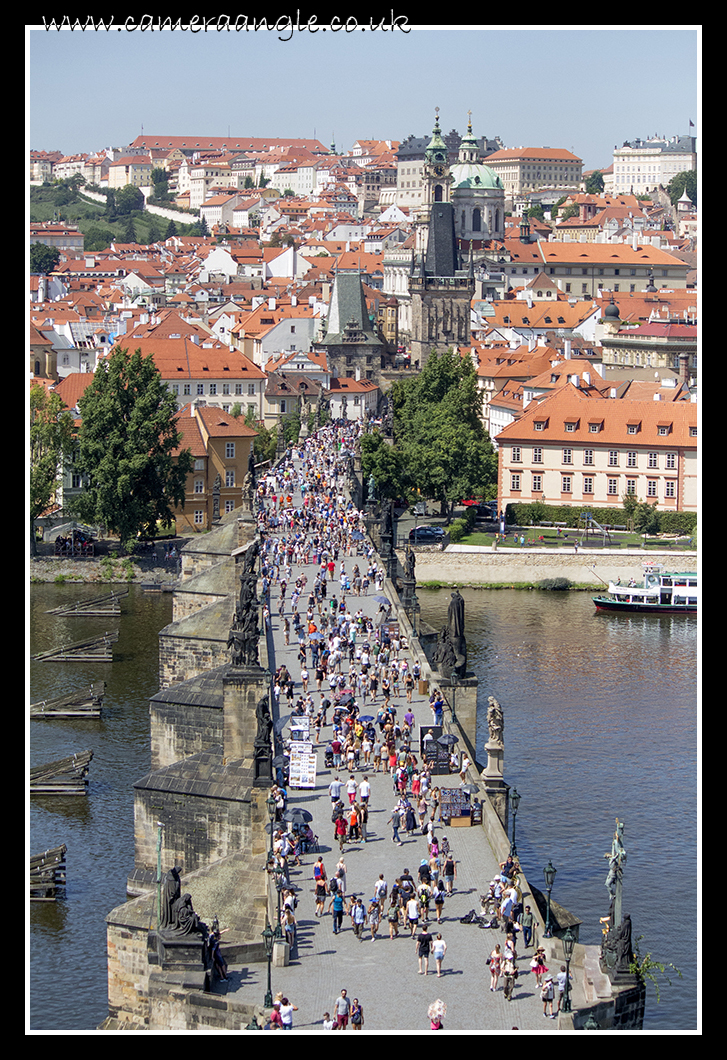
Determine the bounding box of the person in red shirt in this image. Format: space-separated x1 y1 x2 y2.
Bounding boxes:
268 1001 283 1029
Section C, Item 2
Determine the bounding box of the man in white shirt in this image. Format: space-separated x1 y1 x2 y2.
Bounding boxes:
358 776 371 805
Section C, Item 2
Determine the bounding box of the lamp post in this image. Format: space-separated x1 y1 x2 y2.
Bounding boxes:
509 788 521 856
562 927 575 1013
543 859 557 938
449 671 458 724
262 918 275 1008
266 790 277 862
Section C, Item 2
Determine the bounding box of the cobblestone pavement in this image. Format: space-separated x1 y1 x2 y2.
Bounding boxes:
223 448 560 1033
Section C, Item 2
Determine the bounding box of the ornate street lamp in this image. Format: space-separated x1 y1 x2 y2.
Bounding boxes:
509 788 521 856
543 859 557 938
562 927 575 1012
449 671 458 724
266 790 277 862
262 918 275 1008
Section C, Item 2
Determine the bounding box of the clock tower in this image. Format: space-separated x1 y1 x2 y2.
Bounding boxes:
416 108 453 255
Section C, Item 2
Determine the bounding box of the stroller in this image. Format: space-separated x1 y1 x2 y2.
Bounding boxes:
324 744 334 769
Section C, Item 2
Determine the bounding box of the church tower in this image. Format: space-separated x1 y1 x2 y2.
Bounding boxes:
415 108 454 256
409 113 475 369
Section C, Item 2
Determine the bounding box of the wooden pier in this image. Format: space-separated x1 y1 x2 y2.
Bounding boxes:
30 750 93 795
31 631 119 663
45 588 128 616
30 845 67 900
30 683 105 719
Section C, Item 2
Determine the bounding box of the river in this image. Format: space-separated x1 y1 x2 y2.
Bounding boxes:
28 583 698 1031
419 587 698 1032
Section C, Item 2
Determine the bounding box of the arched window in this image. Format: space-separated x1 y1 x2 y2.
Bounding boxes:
434 184 443 202
472 208 481 232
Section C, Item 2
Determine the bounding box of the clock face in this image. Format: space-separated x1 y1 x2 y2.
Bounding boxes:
433 164 445 177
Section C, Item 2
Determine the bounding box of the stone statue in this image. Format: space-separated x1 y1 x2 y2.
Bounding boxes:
160 866 182 930
447 590 467 677
367 474 376 503
602 912 634 975
604 818 627 898
405 547 416 582
487 696 504 746
432 625 457 678
254 694 273 756
170 892 208 939
228 542 261 667
212 473 221 521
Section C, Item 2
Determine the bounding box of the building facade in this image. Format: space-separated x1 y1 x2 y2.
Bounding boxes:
482 147 583 203
611 134 697 195
495 385 698 513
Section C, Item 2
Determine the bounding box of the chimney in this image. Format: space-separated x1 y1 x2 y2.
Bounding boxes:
564 338 571 359
582 371 590 386
679 352 690 383
268 297 276 310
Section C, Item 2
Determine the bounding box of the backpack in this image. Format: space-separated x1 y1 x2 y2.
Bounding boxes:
329 876 338 894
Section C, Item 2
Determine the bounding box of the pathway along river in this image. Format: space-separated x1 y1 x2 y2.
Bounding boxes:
28 583 698 1031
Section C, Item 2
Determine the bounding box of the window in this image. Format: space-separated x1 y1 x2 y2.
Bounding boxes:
194 478 204 494
665 452 676 470
248 383 256 396
561 476 572 493
589 422 601 433
183 384 191 396
647 479 658 498
512 446 522 462
626 479 637 495
225 470 235 487
608 478 618 496
510 473 521 491
627 451 638 468
565 422 576 432
197 383 204 395
627 424 639 434
665 480 676 499
194 459 205 471
532 446 543 463
608 451 619 467
657 425 670 436
583 449 594 466
225 442 235 458
194 510 204 525
532 474 542 492
583 477 594 494
225 500 235 514
647 452 658 469
209 384 217 396
534 421 545 431
235 384 243 395
562 448 573 464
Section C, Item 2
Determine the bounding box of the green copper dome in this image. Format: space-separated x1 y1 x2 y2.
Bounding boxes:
450 161 503 190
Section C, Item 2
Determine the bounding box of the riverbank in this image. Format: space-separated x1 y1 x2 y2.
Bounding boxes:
408 545 696 589
28 538 187 584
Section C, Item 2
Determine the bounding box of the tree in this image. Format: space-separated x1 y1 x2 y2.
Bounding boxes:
30 244 60 275
115 184 145 215
390 348 498 520
667 170 697 210
73 347 193 550
29 384 75 553
360 431 409 500
585 170 605 194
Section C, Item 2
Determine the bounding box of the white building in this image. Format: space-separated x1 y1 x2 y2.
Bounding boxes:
612 134 697 195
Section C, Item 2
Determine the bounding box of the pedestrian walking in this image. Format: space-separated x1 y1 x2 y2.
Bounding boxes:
367 899 381 941
442 852 457 893
542 975 556 1018
417 925 433 975
531 946 548 987
489 943 502 991
351 997 364 1030
521 904 534 948
433 933 447 977
351 897 366 940
333 988 351 1029
388 806 403 846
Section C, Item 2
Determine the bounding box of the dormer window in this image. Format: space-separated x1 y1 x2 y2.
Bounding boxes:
588 421 602 433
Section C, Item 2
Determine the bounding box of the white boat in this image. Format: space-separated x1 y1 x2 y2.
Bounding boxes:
593 564 697 614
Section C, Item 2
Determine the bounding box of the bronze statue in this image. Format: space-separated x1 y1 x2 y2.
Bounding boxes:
212 473 221 521
447 590 467 677
160 866 181 930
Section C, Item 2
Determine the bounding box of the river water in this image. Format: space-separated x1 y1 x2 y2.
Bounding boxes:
28 583 698 1031
419 587 699 1032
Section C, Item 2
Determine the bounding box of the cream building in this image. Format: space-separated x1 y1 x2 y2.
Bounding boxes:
496 385 698 513
612 134 697 195
482 147 583 203
107 156 153 189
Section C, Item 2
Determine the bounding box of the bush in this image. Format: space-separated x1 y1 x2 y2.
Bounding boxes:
538 577 572 591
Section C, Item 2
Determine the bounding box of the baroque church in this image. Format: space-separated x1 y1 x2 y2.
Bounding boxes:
409 110 505 366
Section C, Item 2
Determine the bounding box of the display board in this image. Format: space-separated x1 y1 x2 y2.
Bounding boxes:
289 742 316 788
440 787 471 820
420 726 450 775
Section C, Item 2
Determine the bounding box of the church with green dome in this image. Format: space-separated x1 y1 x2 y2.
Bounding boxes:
450 112 506 244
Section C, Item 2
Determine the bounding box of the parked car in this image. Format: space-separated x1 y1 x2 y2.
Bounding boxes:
409 525 446 543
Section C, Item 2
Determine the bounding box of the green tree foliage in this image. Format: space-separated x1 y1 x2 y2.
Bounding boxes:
585 170 605 194
360 432 409 500
73 347 193 550
114 184 145 215
388 348 497 519
30 244 61 274
29 384 75 552
667 170 697 210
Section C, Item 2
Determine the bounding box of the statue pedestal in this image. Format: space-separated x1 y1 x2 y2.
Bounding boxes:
481 740 508 829
148 929 207 971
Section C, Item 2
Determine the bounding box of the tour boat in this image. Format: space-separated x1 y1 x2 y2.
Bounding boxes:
592 564 697 614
